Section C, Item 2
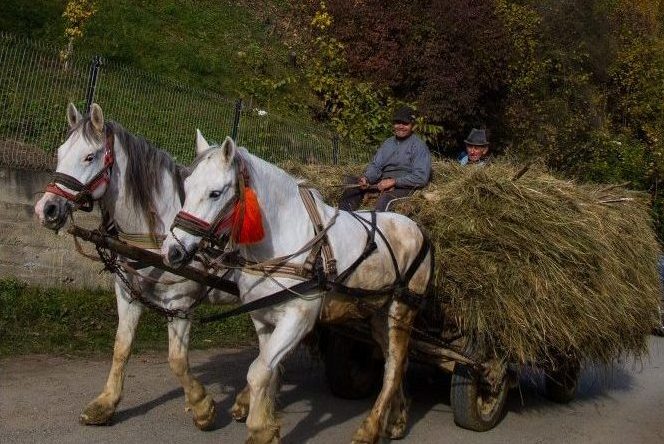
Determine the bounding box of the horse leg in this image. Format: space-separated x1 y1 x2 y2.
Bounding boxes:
352 301 416 444
245 309 315 444
368 314 411 440
384 382 411 439
233 366 282 423
232 320 277 422
80 283 143 425
167 317 216 430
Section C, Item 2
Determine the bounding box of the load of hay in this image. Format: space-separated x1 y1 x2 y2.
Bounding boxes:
281 160 662 367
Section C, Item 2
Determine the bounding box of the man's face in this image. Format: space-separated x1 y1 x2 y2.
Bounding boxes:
466 144 489 162
393 121 414 139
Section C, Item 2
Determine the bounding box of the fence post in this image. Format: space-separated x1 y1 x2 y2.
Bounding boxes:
85 55 103 113
332 134 339 165
231 99 242 141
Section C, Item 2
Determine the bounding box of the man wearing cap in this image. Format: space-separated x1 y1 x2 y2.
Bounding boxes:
340 106 432 211
459 128 491 165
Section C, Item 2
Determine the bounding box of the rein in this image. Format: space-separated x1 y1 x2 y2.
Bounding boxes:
45 127 115 212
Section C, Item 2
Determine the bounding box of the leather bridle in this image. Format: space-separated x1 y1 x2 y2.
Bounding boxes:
44 126 114 212
171 155 247 245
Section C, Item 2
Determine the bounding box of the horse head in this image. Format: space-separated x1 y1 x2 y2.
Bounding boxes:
35 102 113 230
163 131 243 267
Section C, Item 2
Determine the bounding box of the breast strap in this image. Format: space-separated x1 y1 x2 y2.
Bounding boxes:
239 186 337 280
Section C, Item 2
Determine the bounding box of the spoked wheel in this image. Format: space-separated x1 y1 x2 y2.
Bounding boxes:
324 330 383 400
544 358 580 404
450 357 509 432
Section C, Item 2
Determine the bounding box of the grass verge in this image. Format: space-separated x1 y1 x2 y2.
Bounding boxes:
0 278 256 357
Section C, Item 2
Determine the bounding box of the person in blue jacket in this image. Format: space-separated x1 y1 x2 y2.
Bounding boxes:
340 106 432 211
458 128 491 166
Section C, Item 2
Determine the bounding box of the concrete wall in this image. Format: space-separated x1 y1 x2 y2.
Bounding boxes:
0 166 113 289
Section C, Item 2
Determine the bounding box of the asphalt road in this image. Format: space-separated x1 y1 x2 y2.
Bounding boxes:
2 337 664 444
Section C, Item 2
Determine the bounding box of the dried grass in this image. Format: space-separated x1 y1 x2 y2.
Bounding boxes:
281 160 661 366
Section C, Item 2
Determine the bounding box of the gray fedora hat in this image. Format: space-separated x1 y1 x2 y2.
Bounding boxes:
464 128 489 146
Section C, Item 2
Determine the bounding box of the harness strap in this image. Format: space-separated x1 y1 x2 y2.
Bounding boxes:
335 211 378 284
372 219 402 285
395 229 433 309
117 228 165 250
240 208 340 277
200 221 432 324
403 228 432 285
199 278 322 323
298 186 337 278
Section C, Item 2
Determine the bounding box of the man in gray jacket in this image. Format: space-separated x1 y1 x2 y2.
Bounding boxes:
340 106 432 211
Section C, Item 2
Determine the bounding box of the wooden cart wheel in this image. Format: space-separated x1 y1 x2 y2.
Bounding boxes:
324 331 382 400
544 359 580 404
450 360 509 432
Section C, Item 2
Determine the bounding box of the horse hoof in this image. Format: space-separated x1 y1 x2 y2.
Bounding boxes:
192 396 216 431
385 420 407 440
246 427 280 444
350 438 376 444
352 420 379 444
351 431 378 444
80 401 114 425
231 401 249 422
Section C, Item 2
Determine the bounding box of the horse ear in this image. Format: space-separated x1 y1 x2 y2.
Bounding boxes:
90 103 104 133
195 129 210 155
220 136 236 164
67 103 82 128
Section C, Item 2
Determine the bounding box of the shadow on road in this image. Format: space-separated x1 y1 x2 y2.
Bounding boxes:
113 348 258 430
109 346 637 440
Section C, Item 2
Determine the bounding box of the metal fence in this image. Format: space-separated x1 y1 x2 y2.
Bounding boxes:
0 32 372 171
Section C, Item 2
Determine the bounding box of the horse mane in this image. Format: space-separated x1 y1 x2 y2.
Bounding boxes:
193 144 295 191
71 117 186 234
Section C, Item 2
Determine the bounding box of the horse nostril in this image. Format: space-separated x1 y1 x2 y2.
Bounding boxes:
44 202 59 221
168 245 185 266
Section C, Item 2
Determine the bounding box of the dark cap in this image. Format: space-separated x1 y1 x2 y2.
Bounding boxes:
393 106 416 124
464 128 489 146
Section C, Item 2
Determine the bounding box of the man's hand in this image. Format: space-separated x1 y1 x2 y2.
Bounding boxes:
377 178 396 192
358 176 369 189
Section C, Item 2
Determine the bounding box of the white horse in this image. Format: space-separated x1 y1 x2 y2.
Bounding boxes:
34 103 241 430
163 134 433 444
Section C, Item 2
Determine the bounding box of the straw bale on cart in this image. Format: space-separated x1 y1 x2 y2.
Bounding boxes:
282 160 661 367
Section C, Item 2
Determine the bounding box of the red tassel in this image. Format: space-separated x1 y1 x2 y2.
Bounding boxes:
232 186 265 244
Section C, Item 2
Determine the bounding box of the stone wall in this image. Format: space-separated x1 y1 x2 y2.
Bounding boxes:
0 166 113 289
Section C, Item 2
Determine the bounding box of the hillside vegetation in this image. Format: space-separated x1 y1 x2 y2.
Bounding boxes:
1 0 313 118
4 1 664 232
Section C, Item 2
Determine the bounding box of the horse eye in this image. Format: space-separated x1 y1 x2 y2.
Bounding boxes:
84 153 95 162
209 190 222 199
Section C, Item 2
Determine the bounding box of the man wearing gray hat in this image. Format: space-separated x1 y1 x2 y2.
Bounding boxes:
459 128 491 165
340 106 432 211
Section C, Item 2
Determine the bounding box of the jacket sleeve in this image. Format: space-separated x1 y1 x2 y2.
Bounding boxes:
394 140 431 188
364 141 390 184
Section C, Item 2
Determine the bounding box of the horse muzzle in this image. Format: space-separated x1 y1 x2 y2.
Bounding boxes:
39 196 72 231
165 243 194 268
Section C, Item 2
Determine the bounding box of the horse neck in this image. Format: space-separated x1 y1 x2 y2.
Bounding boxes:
100 137 181 235
240 154 314 260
